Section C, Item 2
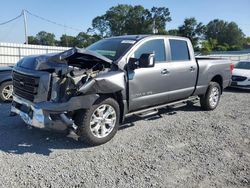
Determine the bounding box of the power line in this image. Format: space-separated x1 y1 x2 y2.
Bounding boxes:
0 15 21 41
0 10 84 44
0 13 22 25
25 10 83 32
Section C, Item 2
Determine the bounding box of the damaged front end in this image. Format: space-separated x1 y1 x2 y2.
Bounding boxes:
11 48 126 132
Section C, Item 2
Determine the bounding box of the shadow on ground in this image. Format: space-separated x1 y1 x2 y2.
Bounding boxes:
0 104 88 156
120 102 201 129
0 101 201 156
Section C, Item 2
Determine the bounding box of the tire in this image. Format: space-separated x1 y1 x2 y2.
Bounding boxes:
0 81 13 102
200 82 221 110
74 97 120 146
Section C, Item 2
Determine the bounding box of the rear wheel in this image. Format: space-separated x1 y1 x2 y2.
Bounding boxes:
200 82 221 110
0 81 13 102
74 97 120 146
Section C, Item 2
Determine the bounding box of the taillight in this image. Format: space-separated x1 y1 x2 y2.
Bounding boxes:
230 64 234 74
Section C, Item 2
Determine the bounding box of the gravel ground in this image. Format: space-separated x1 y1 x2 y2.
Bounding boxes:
0 88 249 188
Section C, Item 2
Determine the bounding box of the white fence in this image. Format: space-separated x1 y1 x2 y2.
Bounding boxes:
0 42 70 66
206 53 250 64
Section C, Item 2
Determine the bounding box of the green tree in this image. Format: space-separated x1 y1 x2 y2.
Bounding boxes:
75 32 101 48
149 6 171 34
206 19 245 50
243 37 250 48
124 5 152 35
168 29 179 36
200 38 217 54
60 34 77 47
28 36 38 45
246 37 250 44
92 16 110 37
27 31 100 48
35 31 56 46
178 17 206 49
91 4 171 37
206 19 226 43
225 22 245 48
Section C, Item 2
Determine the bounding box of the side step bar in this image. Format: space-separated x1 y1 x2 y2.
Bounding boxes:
125 96 199 118
136 109 159 118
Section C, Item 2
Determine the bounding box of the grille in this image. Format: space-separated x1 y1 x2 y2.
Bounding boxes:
13 71 40 101
232 75 247 82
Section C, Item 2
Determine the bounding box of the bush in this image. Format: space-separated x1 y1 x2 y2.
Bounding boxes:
216 44 229 51
228 45 242 51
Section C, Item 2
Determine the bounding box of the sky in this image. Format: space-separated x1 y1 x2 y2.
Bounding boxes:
0 0 249 43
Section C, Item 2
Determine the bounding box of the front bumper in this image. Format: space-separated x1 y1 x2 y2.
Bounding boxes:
230 80 250 90
11 93 100 131
11 95 70 131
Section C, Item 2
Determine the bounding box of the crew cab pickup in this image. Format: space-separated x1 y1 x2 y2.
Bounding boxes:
11 35 232 145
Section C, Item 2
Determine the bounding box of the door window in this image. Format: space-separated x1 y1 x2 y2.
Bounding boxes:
169 39 190 61
134 39 166 62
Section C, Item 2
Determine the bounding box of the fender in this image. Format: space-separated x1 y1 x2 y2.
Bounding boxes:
79 71 126 94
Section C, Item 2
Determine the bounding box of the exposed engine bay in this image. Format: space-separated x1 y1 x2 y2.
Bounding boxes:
13 48 125 112
15 48 119 104
50 54 112 103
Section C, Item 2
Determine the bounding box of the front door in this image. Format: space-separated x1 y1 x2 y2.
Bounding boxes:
128 38 170 111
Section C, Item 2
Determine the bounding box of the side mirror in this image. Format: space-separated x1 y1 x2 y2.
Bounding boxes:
128 53 155 70
138 53 155 68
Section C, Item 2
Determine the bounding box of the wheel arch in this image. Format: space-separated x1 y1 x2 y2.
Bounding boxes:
98 91 126 124
0 79 12 85
211 75 223 94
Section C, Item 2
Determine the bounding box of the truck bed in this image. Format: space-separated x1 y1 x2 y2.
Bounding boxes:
193 57 232 96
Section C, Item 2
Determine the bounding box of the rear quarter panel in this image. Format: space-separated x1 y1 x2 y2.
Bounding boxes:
194 59 231 95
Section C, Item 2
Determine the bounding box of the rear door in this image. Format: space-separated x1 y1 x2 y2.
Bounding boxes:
164 38 198 101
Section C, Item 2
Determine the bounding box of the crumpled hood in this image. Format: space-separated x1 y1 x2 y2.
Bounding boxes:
16 47 112 71
233 68 250 77
55 47 112 64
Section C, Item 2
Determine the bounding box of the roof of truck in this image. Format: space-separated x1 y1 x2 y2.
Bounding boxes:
109 34 188 41
109 35 149 41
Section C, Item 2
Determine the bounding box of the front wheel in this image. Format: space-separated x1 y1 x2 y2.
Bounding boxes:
200 82 221 110
74 97 120 146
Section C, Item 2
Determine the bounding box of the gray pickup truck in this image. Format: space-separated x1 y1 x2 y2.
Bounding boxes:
11 35 232 145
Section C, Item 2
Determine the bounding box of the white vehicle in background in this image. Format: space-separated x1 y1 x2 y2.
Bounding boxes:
230 60 250 89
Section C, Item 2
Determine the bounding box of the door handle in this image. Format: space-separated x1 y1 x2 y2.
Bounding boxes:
161 69 170 75
189 66 196 72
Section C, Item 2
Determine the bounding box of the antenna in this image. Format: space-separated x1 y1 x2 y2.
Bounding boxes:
22 10 28 44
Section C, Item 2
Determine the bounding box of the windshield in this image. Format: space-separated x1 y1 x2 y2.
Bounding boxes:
235 61 250 70
87 38 136 61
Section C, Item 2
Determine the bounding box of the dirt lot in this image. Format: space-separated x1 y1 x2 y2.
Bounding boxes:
0 88 249 188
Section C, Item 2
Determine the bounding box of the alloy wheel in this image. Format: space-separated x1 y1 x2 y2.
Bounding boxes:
209 87 219 108
2 84 13 101
90 104 117 138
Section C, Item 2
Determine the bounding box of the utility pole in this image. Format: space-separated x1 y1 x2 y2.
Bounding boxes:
152 19 156 34
22 10 28 44
152 18 158 34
